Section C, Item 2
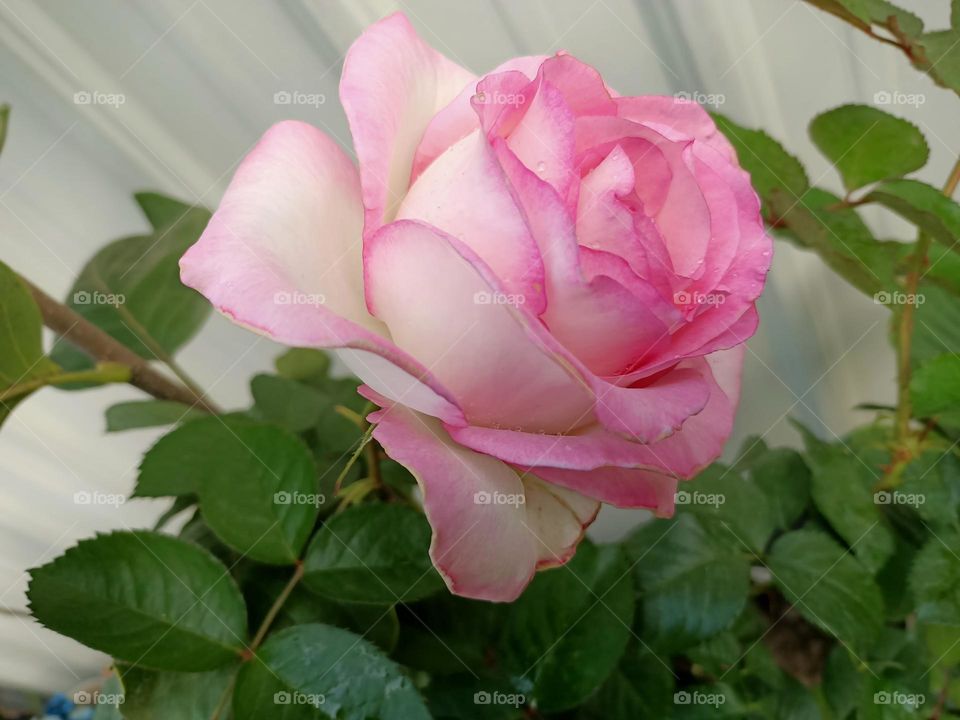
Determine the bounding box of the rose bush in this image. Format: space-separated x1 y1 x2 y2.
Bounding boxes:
179 13 771 601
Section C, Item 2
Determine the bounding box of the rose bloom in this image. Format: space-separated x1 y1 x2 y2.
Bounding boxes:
181 13 771 601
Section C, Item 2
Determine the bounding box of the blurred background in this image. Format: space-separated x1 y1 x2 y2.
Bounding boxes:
0 0 951 693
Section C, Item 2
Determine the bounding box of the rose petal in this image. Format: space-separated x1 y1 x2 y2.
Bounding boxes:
179 120 463 425
340 12 476 232
364 219 594 433
616 95 737 162
532 465 678 516
520 473 599 568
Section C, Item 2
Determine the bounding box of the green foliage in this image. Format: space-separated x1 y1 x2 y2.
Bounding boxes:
27 531 247 670
105 398 203 431
50 193 211 372
809 104 928 192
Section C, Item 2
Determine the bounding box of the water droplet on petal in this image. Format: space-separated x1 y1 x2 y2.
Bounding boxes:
536 161 547 174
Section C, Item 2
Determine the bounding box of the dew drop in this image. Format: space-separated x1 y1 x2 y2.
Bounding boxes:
535 161 547 174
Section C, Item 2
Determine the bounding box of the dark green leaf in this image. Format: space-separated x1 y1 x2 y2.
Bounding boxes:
425 675 526 720
768 529 884 650
800 426 895 573
499 541 634 712
910 532 960 625
772 188 900 296
866 179 960 254
50 194 211 370
120 664 236 720
303 503 442 604
233 623 430 720
809 105 928 191
626 514 750 652
27 530 247 670
915 30 960 96
580 645 675 720
911 282 960 367
711 113 809 213
105 399 202 432
140 416 320 564
910 353 960 424
746 447 812 531
251 373 326 432
823 645 863 719
0 260 61 426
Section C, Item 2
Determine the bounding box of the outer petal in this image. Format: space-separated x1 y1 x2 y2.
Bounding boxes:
368 401 593 601
179 120 463 424
532 465 678 516
446 348 744 478
364 220 594 434
615 95 737 162
340 12 476 232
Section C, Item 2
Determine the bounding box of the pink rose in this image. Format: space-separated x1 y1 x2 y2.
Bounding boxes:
180 13 771 601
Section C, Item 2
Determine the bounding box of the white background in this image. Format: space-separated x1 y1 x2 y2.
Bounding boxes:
0 0 952 692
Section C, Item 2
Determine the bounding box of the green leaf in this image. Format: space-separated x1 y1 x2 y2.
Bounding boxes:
303 503 442 604
105 399 203 432
0 103 9 156
625 514 750 652
806 0 923 38
134 192 198 231
50 194 211 371
911 282 960 367
899 449 960 528
275 348 332 384
425 675 526 720
809 105 929 191
675 464 775 553
767 529 884 650
745 447 812 531
711 113 809 213
823 645 863 719
27 530 247 670
90 672 124 720
800 426 895 573
137 416 321 564
580 645 675 720
233 623 430 720
866 179 960 254
915 30 960 96
251 373 326 432
0 260 61 426
499 541 634 712
910 532 960 625
772 188 900 296
910 353 960 424
120 664 236 720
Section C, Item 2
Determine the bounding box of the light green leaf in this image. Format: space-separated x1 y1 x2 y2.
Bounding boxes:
303 503 442 604
809 105 929 191
915 30 960 95
0 103 9 156
910 353 960 423
768 529 884 650
233 623 430 720
50 194 211 371
499 541 634 712
105 399 203 432
0 260 60 426
625 514 751 653
275 348 332 384
866 179 960 254
27 530 247 670
91 672 124 720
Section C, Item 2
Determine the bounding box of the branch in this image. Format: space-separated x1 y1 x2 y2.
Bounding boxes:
25 278 221 413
